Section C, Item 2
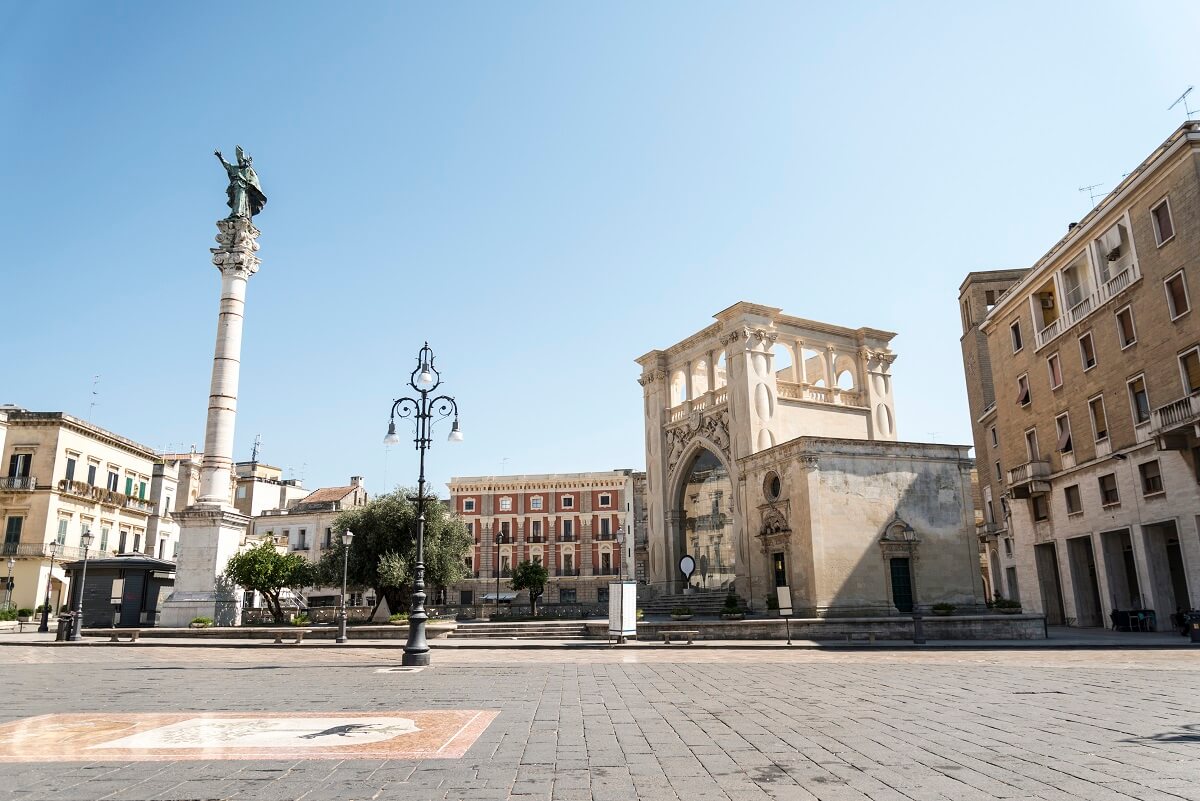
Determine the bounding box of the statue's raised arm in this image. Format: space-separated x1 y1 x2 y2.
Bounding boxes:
215 145 267 220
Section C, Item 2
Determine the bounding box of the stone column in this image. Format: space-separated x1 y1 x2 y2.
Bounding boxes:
160 218 260 628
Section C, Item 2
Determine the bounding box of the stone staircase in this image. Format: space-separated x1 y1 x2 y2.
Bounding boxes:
638 589 745 617
447 620 592 640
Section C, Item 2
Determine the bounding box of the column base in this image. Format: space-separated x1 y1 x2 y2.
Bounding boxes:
159 505 248 628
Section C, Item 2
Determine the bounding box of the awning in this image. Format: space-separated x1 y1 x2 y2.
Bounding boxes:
481 592 518 602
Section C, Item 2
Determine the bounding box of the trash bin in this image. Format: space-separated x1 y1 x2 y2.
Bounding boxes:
56 614 74 642
1191 621 1200 644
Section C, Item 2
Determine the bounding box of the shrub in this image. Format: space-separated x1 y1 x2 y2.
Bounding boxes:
35 604 51 614
722 593 740 612
388 613 409 624
671 606 692 616
190 616 213 627
16 608 33 618
931 603 956 614
993 598 1021 610
0 609 16 621
290 614 310 626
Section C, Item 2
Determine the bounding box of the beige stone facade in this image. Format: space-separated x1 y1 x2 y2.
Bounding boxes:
447 471 637 607
638 302 985 613
0 410 178 612
959 121 1200 627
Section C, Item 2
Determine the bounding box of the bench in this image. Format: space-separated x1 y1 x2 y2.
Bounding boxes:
660 630 698 645
98 629 140 643
267 629 309 644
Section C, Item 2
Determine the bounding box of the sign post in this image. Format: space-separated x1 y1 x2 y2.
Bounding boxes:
776 586 793 646
679 554 696 594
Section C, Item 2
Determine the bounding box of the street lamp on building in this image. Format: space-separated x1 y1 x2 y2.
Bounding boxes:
382 342 462 667
69 531 94 642
336 529 354 644
38 541 62 633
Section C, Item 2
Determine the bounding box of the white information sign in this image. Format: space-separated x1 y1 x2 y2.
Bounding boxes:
608 581 637 639
776 586 793 616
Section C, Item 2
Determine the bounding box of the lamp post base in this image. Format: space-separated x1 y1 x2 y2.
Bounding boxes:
401 650 430 667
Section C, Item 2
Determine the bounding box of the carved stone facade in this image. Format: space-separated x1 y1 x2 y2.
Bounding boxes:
637 302 985 615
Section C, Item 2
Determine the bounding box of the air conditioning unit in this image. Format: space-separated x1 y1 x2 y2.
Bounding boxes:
1039 295 1055 310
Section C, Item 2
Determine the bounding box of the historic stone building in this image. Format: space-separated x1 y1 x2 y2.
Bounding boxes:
446 471 637 607
959 121 1200 628
637 302 985 614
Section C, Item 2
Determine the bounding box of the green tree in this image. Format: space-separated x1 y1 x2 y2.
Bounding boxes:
316 488 472 617
223 540 316 623
510 560 549 616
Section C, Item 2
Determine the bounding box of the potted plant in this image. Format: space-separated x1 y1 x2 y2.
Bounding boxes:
388 613 409 625
720 593 744 620
189 616 213 629
931 603 956 617
670 606 693 621
993 598 1022 614
16 608 33 623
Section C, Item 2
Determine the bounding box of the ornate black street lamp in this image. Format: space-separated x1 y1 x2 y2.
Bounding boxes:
38 541 62 633
69 530 94 642
382 342 462 666
336 529 354 644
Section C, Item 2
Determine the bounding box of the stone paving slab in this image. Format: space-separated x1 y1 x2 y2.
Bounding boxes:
0 645 1198 800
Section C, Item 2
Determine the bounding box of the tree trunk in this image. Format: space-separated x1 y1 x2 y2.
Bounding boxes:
383 587 406 618
265 591 285 623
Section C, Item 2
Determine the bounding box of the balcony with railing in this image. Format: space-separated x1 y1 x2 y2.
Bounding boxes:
555 568 580 577
667 387 730 425
0 476 37 491
1035 262 1140 350
1149 393 1200 446
976 521 1004 539
1006 460 1051 499
592 567 618 577
776 381 866 408
1 541 95 560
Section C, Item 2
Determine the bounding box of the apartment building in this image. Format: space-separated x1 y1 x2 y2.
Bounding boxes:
233 461 308 517
959 121 1200 628
447 471 639 607
0 409 179 612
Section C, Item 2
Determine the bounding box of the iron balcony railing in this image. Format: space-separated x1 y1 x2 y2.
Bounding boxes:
556 568 580 577
1 541 92 560
0 476 37 490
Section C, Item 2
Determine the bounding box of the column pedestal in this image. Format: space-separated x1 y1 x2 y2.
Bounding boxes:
160 504 249 627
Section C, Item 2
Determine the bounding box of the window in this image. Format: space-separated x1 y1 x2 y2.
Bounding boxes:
56 518 68 545
65 458 76 482
533 554 542 566
295 529 307 549
467 521 474 538
133 532 142 553
3 517 21 546
1098 473 1120 506
125 477 134 496
464 556 473 571
559 588 576 604
138 481 147 500
562 553 574 573
1182 348 1200 395
86 464 97 486
118 530 128 552
994 461 1002 481
562 519 574 540
598 493 611 508
1031 494 1049 522
1064 485 1082 515
499 496 512 512
236 485 247 499
107 471 119 492
530 496 542 511
1024 428 1040 461
324 528 332 548
1004 538 1013 557
7 453 31 478
1016 374 1031 406
99 527 109 552
1089 395 1108 441
500 521 511 539
600 518 611 537
989 426 998 447
1055 413 1072 453
561 495 574 509
1139 460 1164 495
1151 197 1175 245
985 289 997 308
1128 375 1150 424
1047 353 1063 390
1010 320 1024 352
463 498 475 512
1116 306 1137 348
1078 332 1096 371
531 520 541 539
597 586 609 604
1166 270 1191 319
173 541 179 559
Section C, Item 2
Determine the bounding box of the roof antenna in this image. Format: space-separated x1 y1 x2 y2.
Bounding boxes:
1078 183 1104 209
88 375 100 419
251 433 262 462
1169 86 1196 120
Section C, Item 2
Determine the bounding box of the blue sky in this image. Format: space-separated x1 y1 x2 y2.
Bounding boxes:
2 3 1199 495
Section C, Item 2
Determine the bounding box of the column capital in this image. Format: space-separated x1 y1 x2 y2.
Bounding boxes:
211 217 261 278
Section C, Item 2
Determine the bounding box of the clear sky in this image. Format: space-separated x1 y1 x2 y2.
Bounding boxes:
2 3 1199 496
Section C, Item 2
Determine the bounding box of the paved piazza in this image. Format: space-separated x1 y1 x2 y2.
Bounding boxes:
0 645 1198 800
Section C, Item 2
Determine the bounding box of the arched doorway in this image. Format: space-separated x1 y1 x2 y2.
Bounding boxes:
677 449 737 591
